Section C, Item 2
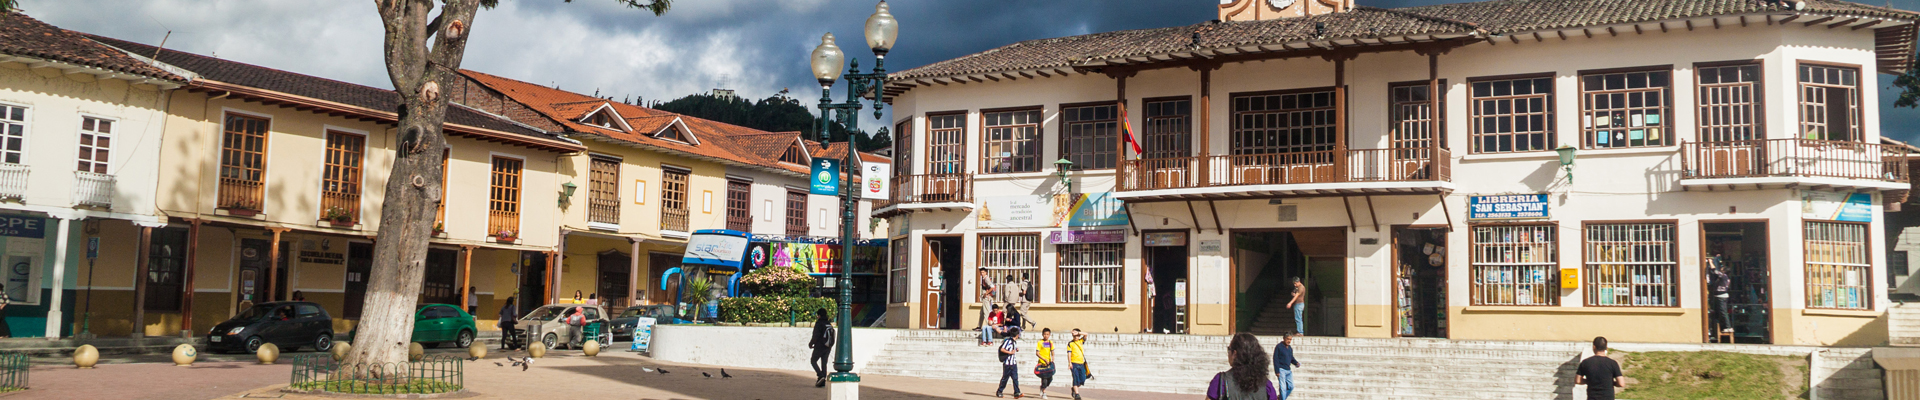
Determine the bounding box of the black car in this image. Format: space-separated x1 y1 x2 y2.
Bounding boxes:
608 305 674 341
208 301 335 354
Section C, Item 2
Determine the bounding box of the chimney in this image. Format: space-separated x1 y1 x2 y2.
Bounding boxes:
1219 0 1354 22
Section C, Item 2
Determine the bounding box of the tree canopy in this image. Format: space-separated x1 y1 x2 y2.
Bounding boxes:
653 92 891 152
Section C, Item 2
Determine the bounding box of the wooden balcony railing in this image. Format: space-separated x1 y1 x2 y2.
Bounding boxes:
1681 139 1909 182
661 207 690 233
0 163 26 201
72 171 115 208
587 196 620 225
890 174 974 205
217 177 264 212
1118 147 1451 191
489 209 519 240
320 190 359 225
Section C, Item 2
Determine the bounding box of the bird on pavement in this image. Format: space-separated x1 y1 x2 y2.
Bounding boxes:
657 368 671 375
702 371 713 378
493 362 504 367
721 369 733 379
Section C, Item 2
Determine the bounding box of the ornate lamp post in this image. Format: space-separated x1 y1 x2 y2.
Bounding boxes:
809 1 897 397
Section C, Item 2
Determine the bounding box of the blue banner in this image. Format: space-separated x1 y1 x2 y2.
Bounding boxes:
810 158 841 196
0 214 45 239
1838 193 1873 222
1065 192 1129 227
1468 194 1550 220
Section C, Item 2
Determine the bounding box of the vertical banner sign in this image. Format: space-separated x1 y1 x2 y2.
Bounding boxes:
1467 194 1550 220
861 162 890 200
810 158 841 196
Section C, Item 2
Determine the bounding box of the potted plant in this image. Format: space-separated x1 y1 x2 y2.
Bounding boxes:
322 206 354 227
432 221 446 236
224 200 262 216
494 229 517 243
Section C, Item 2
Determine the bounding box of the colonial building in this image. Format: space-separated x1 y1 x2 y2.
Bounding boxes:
879 0 1920 345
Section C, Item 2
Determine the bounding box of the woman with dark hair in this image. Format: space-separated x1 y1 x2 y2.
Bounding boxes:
1206 333 1277 400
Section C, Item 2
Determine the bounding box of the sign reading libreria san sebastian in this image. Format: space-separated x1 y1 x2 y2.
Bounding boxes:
1468 194 1550 220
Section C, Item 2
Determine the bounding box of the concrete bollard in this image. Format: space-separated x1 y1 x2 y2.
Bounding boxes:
256 343 279 365
73 344 99 369
171 344 197 367
583 340 600 357
469 341 487 360
408 342 424 362
528 342 546 358
330 342 351 362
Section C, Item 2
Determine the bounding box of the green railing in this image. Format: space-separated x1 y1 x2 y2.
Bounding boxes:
0 352 26 392
288 354 463 395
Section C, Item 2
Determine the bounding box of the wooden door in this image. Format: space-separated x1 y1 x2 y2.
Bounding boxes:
920 238 944 329
343 242 372 319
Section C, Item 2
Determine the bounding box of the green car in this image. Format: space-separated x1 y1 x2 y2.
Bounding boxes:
346 304 477 348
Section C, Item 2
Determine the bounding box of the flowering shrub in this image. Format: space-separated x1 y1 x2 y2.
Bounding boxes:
718 297 835 324
739 266 813 298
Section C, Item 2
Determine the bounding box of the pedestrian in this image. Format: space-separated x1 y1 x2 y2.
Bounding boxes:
586 292 599 306
1207 333 1278 400
1067 329 1090 400
1707 257 1733 337
1272 334 1300 399
1286 277 1306 335
981 303 1002 347
564 307 587 346
1576 336 1625 400
978 269 995 343
292 290 306 302
0 283 13 338
467 287 480 314
572 290 585 304
997 326 1024 398
497 297 519 350
1034 328 1057 399
809 308 835 388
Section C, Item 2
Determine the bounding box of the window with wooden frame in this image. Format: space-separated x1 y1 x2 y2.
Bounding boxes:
1060 103 1118 170
488 156 523 239
981 108 1042 173
1058 243 1122 303
1697 62 1763 142
660 166 690 232
588 156 621 225
785 189 807 236
889 239 910 304
893 119 913 176
1142 97 1192 160
1806 221 1869 310
658 126 687 143
1798 63 1861 142
0 104 24 164
583 110 618 130
218 113 271 210
1231 89 1337 156
1390 81 1445 151
778 143 807 165
725 179 751 232
1469 75 1554 154
1580 68 1672 149
77 116 113 173
320 131 366 224
1583 223 1677 307
926 113 967 175
980 234 1040 302
1470 224 1558 306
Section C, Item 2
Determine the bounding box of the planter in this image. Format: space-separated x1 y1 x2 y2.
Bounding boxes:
493 237 517 244
73 344 99 369
326 220 356 228
223 208 261 217
172 344 197 366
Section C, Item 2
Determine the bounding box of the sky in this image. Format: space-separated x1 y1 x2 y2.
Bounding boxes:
22 0 1920 141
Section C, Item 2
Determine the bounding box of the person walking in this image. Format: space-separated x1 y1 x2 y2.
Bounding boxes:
496 297 519 350
1286 278 1306 335
1067 329 1090 400
809 308 835 388
1707 257 1733 338
1207 333 1278 400
997 326 1024 398
467 286 480 314
1577 336 1625 400
1272 334 1300 399
1034 328 1057 399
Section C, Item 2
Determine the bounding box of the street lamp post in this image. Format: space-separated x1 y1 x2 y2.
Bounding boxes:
810 2 897 398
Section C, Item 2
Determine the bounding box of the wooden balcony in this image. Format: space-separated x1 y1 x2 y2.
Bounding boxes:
875 173 974 217
1681 139 1909 191
587 196 620 227
217 177 264 214
1115 148 1452 202
320 190 359 226
489 209 519 241
661 207 690 233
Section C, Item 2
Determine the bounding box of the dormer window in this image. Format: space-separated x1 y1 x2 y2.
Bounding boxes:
658 126 686 142
779 143 808 164
576 103 632 132
647 116 699 145
584 111 616 128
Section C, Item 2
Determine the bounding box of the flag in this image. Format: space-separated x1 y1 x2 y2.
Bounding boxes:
1120 104 1143 158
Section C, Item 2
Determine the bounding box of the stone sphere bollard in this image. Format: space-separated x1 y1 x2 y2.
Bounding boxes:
330 341 351 362
171 344 197 366
468 341 486 360
583 340 600 357
73 344 100 369
527 341 546 358
256 343 279 365
407 342 424 362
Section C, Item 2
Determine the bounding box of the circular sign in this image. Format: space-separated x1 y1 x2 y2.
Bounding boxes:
749 245 768 269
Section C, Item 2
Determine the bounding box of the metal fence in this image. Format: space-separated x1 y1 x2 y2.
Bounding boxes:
288 354 463 395
0 352 27 392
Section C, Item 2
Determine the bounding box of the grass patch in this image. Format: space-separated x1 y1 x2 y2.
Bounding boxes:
291 379 461 395
1616 351 1807 400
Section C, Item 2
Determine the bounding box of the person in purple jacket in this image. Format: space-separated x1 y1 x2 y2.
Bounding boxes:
1206 333 1277 400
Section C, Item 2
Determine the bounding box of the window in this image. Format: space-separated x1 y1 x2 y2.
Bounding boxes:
584 110 618 129
1469 76 1554 154
1580 69 1671 149
1806 221 1869 309
658 126 686 142
980 235 1040 302
1232 89 1337 156
726 179 751 232
890 239 910 304
295 304 322 318
218 113 271 210
1390 82 1445 151
144 227 188 311
786 190 807 236
894 119 913 176
926 113 967 175
0 104 23 164
1058 243 1122 303
981 108 1042 173
488 156 523 238
423 248 459 304
778 144 807 164
320 131 365 224
1142 98 1192 160
1798 63 1861 142
1583 223 1677 307
660 166 689 232
77 116 113 173
1060 104 1117 170
588 156 621 225
1697 63 1763 142
1470 225 1558 306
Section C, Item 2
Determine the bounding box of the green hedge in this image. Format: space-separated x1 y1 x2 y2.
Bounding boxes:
719 297 837 324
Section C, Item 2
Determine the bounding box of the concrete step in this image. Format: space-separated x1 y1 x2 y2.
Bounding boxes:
879 342 1578 363
864 366 1569 399
868 356 1571 384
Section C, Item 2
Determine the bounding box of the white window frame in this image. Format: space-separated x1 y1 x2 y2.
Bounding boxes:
1582 223 1677 307
0 103 28 165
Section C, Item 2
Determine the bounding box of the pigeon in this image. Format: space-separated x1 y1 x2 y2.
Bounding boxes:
721 369 733 379
494 362 504 367
657 368 671 375
702 372 713 378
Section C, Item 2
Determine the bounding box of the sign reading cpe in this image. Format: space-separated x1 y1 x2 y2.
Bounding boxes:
1468 194 1550 220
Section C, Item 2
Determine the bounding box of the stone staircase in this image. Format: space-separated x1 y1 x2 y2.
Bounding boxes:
1814 348 1885 400
863 330 1581 399
1247 295 1296 336
1891 303 1920 346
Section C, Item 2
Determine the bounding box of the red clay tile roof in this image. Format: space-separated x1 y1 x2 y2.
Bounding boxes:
0 12 182 82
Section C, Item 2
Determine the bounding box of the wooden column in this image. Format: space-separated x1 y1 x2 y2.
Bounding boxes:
1334 57 1349 182
1199 67 1214 186
1429 52 1442 179
543 251 556 305
460 245 474 310
266 228 285 302
132 226 151 337
180 219 201 334
628 238 641 307
554 229 567 304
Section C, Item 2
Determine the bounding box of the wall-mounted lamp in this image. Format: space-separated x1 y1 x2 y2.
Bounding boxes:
1555 145 1577 184
1053 159 1075 193
559 182 579 208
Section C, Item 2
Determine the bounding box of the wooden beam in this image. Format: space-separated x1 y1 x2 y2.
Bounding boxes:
1558 31 1569 41
1685 20 1695 31
1780 15 1801 24
1342 196 1357 233
1802 16 1835 27
1365 195 1380 232
1186 201 1203 232
1633 25 1643 35
1855 20 1885 31
1712 18 1721 30
1533 32 1545 42
460 245 474 310
1437 194 1454 232
1208 200 1223 235
1741 16 1749 28
1829 18 1860 29
1660 22 1669 33
1607 27 1617 37
1583 28 1594 38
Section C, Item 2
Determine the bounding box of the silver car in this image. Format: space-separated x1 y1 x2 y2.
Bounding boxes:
516 304 612 350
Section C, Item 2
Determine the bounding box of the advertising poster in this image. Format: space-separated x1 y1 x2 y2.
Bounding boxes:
1802 190 1873 222
629 317 657 352
977 195 1059 229
861 162 890 200
810 158 841 196
1062 192 1128 227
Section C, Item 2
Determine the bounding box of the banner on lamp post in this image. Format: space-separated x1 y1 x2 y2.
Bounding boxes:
810 158 841 196
861 162 890 200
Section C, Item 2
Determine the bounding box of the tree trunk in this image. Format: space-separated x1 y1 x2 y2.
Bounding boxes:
344 0 480 368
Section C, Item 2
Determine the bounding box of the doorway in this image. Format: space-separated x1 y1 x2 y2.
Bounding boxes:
422 248 459 305
1233 228 1346 337
1702 222 1771 344
647 252 682 305
236 238 288 309
1392 226 1448 338
598 250 631 307
921 236 962 329
518 251 547 310
1145 236 1189 334
342 242 373 319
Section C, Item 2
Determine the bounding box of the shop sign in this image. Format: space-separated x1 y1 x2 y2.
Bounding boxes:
978 195 1057 229
1064 193 1129 227
860 162 890 200
1144 231 1187 247
298 251 344 264
809 158 841 196
1198 240 1222 254
0 215 45 239
1468 194 1550 220
1802 190 1873 222
1048 229 1126 245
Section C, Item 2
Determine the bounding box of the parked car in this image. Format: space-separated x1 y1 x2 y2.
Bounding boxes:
208 301 334 354
516 304 611 350
609 305 675 340
345 303 478 348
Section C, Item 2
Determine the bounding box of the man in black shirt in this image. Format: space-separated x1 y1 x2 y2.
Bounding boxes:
1576 336 1624 400
809 308 836 388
